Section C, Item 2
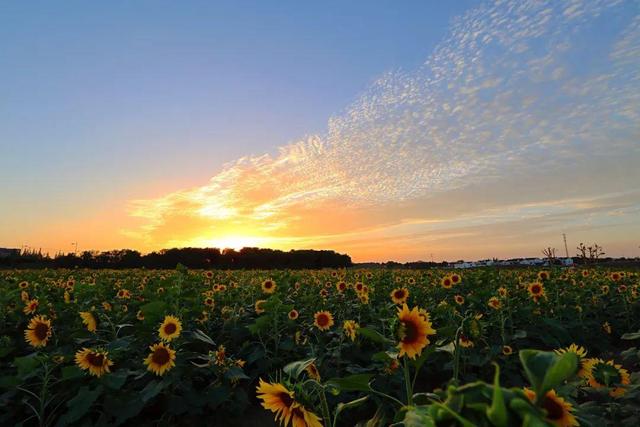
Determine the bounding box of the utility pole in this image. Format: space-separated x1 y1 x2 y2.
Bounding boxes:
71 242 78 255
562 234 569 258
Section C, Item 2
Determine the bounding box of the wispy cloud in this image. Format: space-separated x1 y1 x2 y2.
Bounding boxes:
125 0 640 260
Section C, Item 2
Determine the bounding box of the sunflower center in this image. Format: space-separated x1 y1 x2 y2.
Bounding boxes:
532 285 541 294
34 322 49 340
394 290 404 299
542 396 565 420
400 320 418 343
87 353 105 367
152 347 171 365
317 314 328 326
164 323 177 334
278 392 294 407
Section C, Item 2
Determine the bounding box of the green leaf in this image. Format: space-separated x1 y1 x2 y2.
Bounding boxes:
140 301 167 324
486 363 508 427
247 314 272 334
621 331 640 340
140 379 167 403
0 375 19 389
102 370 129 390
192 329 216 346
283 358 316 380
358 327 392 344
224 367 250 382
541 352 577 394
61 365 84 381
402 406 436 427
58 385 103 425
13 354 40 377
326 374 373 392
519 350 577 399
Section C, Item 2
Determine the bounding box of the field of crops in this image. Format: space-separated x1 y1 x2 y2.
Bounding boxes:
1 267 639 426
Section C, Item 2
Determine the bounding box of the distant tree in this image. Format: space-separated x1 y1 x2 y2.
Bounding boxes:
542 247 556 264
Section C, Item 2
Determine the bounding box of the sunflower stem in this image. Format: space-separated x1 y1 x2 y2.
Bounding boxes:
453 326 462 383
318 387 331 427
403 357 413 406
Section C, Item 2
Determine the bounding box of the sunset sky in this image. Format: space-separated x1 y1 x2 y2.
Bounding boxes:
1 0 639 262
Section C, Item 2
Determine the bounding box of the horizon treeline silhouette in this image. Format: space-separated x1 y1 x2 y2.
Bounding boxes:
0 247 352 269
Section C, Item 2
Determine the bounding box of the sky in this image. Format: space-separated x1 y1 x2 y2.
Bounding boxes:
1 0 639 262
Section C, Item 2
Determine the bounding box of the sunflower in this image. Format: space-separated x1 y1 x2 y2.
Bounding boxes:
450 273 461 284
523 388 578 427
24 315 52 347
488 296 502 310
440 276 453 289
23 299 39 315
288 309 299 320
498 287 508 298
555 343 587 359
306 363 321 381
610 271 621 281
255 299 267 314
601 285 609 295
581 358 630 397
204 297 215 307
527 282 546 302
79 311 97 332
136 310 145 321
256 379 296 425
102 301 112 311
144 342 176 376
20 291 29 302
291 405 323 427
158 315 182 342
538 271 550 281
262 279 277 294
602 322 611 334
502 345 513 356
390 288 409 305
295 330 307 346
19 281 29 289
454 295 465 305
75 348 113 377
459 334 474 348
116 289 131 299
555 343 587 376
313 311 334 331
343 320 359 341
396 304 436 359
336 281 347 293
354 282 364 293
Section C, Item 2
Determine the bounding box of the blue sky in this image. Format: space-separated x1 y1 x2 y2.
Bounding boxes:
1 0 638 261
1 1 477 195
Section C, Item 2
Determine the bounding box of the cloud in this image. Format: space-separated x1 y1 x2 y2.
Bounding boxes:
125 0 640 260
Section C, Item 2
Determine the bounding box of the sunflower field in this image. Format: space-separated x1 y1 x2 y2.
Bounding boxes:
1 267 639 426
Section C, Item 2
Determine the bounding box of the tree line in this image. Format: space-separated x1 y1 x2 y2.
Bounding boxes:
0 247 352 269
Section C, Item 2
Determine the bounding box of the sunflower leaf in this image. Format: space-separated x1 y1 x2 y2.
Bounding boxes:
486 363 508 427
192 329 216 346
326 374 373 392
283 358 316 380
